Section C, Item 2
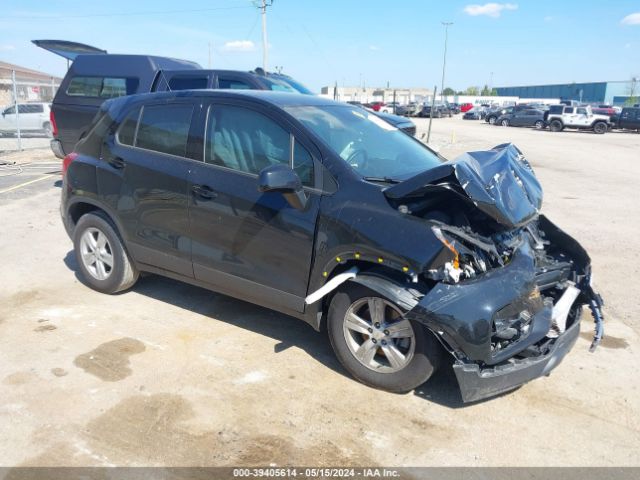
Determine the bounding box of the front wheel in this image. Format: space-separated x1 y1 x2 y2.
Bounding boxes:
534 120 545 130
501 119 510 127
43 122 53 137
593 121 607 134
327 284 441 393
488 116 496 125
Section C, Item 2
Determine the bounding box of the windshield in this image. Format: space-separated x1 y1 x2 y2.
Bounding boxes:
267 74 314 95
286 105 442 180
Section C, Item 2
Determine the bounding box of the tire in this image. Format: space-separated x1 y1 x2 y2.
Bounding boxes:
43 122 52 138
549 119 564 132
593 121 607 134
327 284 441 393
488 116 497 125
501 119 510 127
534 120 545 130
73 211 138 294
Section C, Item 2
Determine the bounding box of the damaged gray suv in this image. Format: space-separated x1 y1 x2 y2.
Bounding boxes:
61 90 604 402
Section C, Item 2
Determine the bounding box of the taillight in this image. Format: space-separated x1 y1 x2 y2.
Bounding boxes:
50 109 58 137
62 152 78 175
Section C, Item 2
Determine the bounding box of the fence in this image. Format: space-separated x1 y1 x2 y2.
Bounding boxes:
0 70 60 156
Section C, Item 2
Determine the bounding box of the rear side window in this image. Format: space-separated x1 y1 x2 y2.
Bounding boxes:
168 76 208 90
117 108 141 146
577 108 587 115
66 76 139 98
564 107 575 114
135 104 194 157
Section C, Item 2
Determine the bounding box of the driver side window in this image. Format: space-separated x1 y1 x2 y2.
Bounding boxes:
204 104 314 187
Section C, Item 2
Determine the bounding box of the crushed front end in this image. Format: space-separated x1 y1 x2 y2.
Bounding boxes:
385 144 605 402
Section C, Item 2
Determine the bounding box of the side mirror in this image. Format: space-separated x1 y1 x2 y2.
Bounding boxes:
258 164 307 210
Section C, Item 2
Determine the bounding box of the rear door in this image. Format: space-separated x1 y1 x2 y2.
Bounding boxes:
98 99 200 277
187 100 322 314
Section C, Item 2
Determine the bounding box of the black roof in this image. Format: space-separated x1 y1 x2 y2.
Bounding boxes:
121 89 339 108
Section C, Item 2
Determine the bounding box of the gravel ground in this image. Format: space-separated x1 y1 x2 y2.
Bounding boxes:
0 117 638 468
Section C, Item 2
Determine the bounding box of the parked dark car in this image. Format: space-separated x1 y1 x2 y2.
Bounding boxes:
485 104 531 125
418 105 452 118
611 107 640 131
448 103 461 114
462 107 487 120
61 90 604 403
495 109 546 129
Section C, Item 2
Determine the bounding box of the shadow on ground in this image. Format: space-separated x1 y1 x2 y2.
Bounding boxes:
63 250 497 408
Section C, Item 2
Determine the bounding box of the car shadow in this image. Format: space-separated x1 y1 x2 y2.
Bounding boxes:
63 250 344 378
63 250 489 408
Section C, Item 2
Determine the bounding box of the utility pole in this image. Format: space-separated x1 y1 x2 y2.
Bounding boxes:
256 0 274 72
440 22 453 101
11 70 22 151
208 42 212 68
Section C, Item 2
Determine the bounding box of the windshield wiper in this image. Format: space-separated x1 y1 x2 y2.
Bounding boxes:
363 176 401 184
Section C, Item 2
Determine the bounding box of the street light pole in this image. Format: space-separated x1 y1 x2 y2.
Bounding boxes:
440 22 453 101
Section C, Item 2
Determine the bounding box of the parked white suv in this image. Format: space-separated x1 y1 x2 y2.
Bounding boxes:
546 105 610 134
0 103 52 137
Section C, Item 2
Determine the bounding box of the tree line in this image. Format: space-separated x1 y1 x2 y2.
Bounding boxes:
442 85 498 96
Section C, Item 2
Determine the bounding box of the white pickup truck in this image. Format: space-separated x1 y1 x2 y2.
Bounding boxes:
546 105 611 134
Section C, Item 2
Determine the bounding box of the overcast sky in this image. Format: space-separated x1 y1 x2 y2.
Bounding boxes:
1 0 639 92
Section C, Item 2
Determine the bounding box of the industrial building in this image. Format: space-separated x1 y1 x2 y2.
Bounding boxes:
496 80 637 106
320 85 433 105
0 61 61 106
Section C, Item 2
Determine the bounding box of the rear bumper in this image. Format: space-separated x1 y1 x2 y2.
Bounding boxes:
50 139 65 159
453 318 581 403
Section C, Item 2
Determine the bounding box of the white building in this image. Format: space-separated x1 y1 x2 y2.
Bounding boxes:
320 86 433 104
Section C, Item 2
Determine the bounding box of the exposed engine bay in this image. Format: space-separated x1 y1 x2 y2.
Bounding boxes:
381 143 604 401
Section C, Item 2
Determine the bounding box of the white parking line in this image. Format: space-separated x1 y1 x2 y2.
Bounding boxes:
0 174 56 195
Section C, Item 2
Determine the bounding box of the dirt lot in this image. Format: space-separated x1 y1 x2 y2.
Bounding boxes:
1 117 639 468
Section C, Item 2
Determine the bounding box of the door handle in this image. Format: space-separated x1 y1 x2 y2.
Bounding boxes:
192 184 217 200
108 157 126 169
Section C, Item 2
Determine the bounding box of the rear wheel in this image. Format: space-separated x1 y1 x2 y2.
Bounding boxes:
534 120 545 130
73 211 138 294
43 122 52 137
328 284 441 393
501 119 510 127
549 119 564 132
593 121 607 134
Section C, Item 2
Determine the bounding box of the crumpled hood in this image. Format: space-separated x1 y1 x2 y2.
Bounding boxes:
384 143 543 228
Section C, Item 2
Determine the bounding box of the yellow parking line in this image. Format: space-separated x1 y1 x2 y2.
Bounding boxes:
0 174 57 195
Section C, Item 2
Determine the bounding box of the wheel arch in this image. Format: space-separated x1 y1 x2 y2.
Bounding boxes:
66 198 127 242
312 260 422 331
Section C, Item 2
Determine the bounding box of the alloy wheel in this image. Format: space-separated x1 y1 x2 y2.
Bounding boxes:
342 297 416 373
79 227 114 280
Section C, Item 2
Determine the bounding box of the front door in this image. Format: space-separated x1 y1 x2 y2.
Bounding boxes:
187 101 321 314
